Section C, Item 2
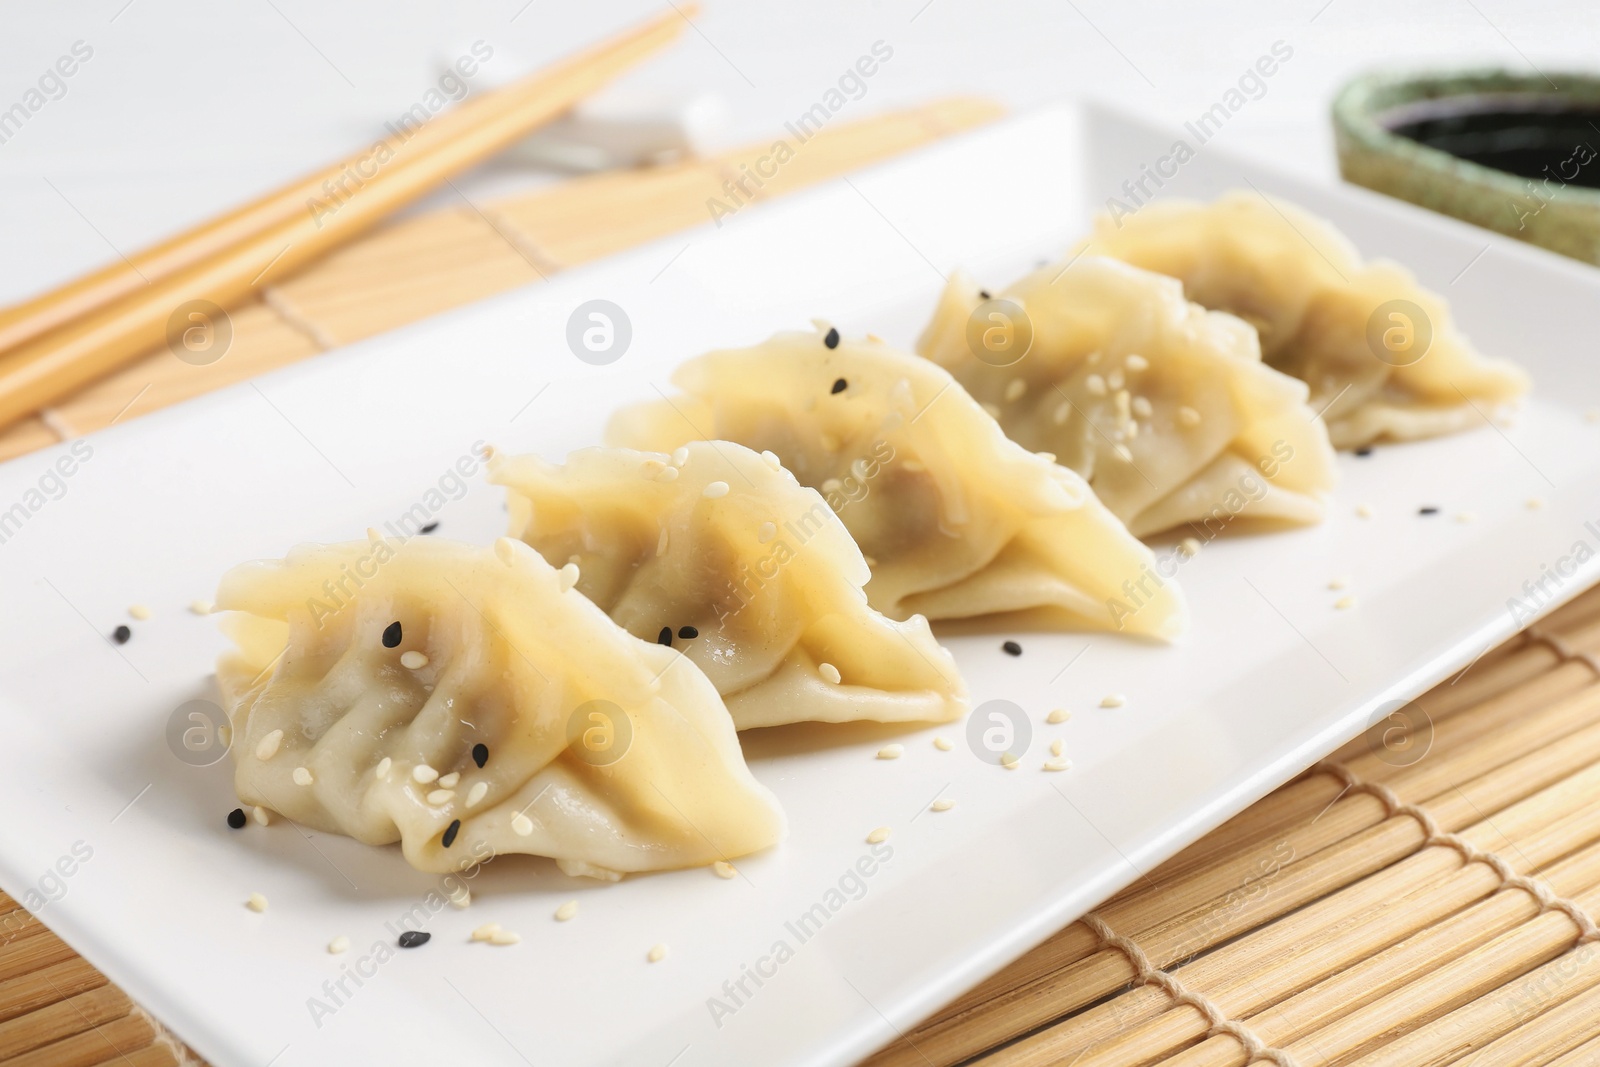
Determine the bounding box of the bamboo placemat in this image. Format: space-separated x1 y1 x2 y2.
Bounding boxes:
6 95 1596 1067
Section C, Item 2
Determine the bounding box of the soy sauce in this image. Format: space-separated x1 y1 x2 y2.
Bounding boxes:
1382 95 1600 188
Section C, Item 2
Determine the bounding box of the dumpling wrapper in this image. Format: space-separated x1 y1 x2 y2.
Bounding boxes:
916 255 1338 538
1082 190 1529 449
488 442 967 730
607 329 1186 639
215 534 784 878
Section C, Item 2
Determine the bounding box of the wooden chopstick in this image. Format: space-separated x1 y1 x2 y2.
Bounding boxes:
0 5 693 433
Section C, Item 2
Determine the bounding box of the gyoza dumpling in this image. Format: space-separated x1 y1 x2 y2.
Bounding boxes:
1083 191 1529 448
215 534 784 878
915 256 1338 538
607 328 1186 638
488 442 967 730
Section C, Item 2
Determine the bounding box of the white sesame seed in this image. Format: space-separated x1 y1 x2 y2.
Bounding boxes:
400 650 429 669
703 481 730 499
1355 503 1375 518
981 402 1002 419
821 477 843 493
931 799 955 812
1113 444 1133 462
1328 577 1349 591
933 736 954 751
246 893 268 913
1527 497 1546 510
413 765 438 784
293 766 313 786
1037 451 1056 463
471 923 502 942
511 813 533 836
1047 709 1070 724
448 883 471 909
1455 511 1475 524
555 900 579 921
559 563 580 592
1125 354 1149 372
427 789 455 805
438 772 460 788
1085 374 1107 397
1179 537 1201 558
712 861 737 880
1000 751 1020 769
819 662 842 684
657 528 669 556
1335 595 1357 610
655 466 679 482
760 450 783 471
189 599 213 615
255 729 283 761
375 757 392 780
1100 694 1126 708
758 521 777 543
1005 378 1027 402
1043 757 1072 772
866 827 891 844
1051 738 1065 757
672 447 690 466
876 744 903 760
129 604 152 620
1177 406 1201 428
1131 395 1153 418
466 781 488 808
648 943 668 963
863 555 878 567
490 930 521 945
252 805 271 826
1053 401 1071 425
328 936 350 954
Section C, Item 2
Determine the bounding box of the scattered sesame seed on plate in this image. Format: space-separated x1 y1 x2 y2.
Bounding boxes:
226 808 246 829
427 789 455 805
189 600 213 615
1527 497 1546 510
866 827 891 844
1418 506 1439 516
438 771 460 788
471 923 502 942
1355 503 1374 518
400 650 429 669
1002 640 1022 656
1100 694 1126 708
648 943 669 963
511 813 534 836
1125 354 1149 372
255 729 283 761
328 936 350 954
712 861 737 880
111 625 131 645
1043 757 1071 772
252 806 271 826
1046 709 1070 724
292 767 314 786
1455 512 1475 523
931 798 955 812
375 757 392 779
466 781 488 808
1178 537 1201 558
555 900 580 921
413 764 439 784
448 884 471 909
397 931 430 949
876 744 904 760
489 930 520 946
1051 739 1064 757
819 662 842 684
246 893 268 913
999 751 1020 769
1004 378 1027 402
129 604 152 620
1328 577 1349 591
1335 595 1357 610
933 736 954 751
703 481 730 499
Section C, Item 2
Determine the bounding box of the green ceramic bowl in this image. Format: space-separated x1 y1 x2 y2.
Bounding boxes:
1334 69 1600 265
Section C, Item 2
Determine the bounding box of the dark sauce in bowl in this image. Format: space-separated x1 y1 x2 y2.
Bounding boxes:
1381 94 1600 187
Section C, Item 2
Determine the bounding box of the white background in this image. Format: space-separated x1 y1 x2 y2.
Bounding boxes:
0 0 1591 305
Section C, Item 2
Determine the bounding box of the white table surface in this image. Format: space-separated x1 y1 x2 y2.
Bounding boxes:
1 0 1591 308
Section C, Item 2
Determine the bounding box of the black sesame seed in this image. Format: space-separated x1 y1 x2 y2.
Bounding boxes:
227 808 246 829
979 289 992 300
382 621 402 648
824 327 840 349
398 930 431 949
111 625 131 645
442 819 461 848
472 743 489 769
831 378 847 395
420 521 439 534
1419 506 1439 516
1002 640 1022 656
1354 447 1373 457
657 626 672 647
678 626 699 639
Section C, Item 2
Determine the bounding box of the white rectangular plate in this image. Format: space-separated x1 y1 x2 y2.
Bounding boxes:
3 103 1599 1067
